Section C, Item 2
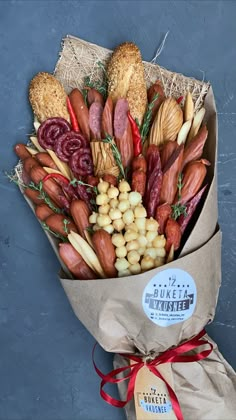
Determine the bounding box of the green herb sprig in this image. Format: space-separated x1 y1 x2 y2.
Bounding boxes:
41 222 68 242
70 178 98 211
29 181 62 214
83 60 108 101
103 134 126 180
140 93 159 144
6 172 62 214
70 178 98 195
171 173 188 220
63 219 70 234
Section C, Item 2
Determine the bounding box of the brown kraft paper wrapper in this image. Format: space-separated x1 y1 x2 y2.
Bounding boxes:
113 334 236 420
60 228 221 354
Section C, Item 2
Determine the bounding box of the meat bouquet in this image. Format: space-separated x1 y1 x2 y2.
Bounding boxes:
14 43 211 278
12 37 236 419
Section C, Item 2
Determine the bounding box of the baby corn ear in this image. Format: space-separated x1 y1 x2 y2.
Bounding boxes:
166 244 174 264
184 92 194 122
177 120 192 145
187 107 206 142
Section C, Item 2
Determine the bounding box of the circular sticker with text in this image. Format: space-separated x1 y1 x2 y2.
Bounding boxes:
142 268 197 327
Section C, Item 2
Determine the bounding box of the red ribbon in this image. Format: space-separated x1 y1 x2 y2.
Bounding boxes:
93 329 213 420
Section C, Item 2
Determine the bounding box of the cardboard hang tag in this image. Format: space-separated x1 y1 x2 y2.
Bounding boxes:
133 362 176 420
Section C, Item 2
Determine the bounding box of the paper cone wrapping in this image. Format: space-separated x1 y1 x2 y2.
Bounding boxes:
60 228 221 354
16 36 219 355
113 334 236 420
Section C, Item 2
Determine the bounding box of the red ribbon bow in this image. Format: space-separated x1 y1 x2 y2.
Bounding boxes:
93 329 213 420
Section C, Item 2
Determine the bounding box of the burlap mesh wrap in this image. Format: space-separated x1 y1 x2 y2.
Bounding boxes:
54 35 209 113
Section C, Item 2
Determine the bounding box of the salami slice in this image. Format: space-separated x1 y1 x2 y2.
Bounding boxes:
37 117 71 150
69 148 94 178
114 98 129 138
89 102 103 140
54 131 88 162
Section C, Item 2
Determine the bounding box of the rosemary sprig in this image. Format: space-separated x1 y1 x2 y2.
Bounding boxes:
140 93 158 144
6 171 23 187
41 222 68 242
171 173 188 220
103 134 126 180
177 173 184 202
70 178 98 211
84 75 107 98
6 172 62 214
63 219 70 234
29 181 63 214
97 60 107 74
70 178 98 195
171 202 188 220
82 88 88 106
83 60 108 100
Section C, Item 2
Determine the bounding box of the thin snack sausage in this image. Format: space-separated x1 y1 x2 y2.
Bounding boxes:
70 200 91 239
155 203 172 235
35 152 58 170
177 185 208 234
30 166 70 210
132 155 147 173
24 188 45 205
14 143 32 160
160 141 178 170
35 204 55 221
182 125 208 169
114 99 133 169
144 145 162 217
132 170 146 197
165 218 182 253
160 145 184 205
45 214 77 237
87 88 104 107
69 89 90 141
147 81 165 123
92 230 117 278
102 174 117 186
59 243 96 280
23 157 39 175
176 159 209 205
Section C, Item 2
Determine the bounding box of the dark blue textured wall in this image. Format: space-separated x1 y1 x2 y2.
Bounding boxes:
0 1 235 419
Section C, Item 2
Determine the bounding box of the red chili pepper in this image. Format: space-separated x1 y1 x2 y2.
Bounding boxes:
177 96 184 104
66 97 80 132
42 173 70 185
127 112 142 157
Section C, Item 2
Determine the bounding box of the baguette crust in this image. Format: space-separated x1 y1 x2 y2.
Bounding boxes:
107 42 147 124
29 72 70 123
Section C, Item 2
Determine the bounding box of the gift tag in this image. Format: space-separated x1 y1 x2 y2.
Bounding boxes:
142 268 197 327
133 363 177 419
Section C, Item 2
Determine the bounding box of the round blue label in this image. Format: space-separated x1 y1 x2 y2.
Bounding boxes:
142 268 197 327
